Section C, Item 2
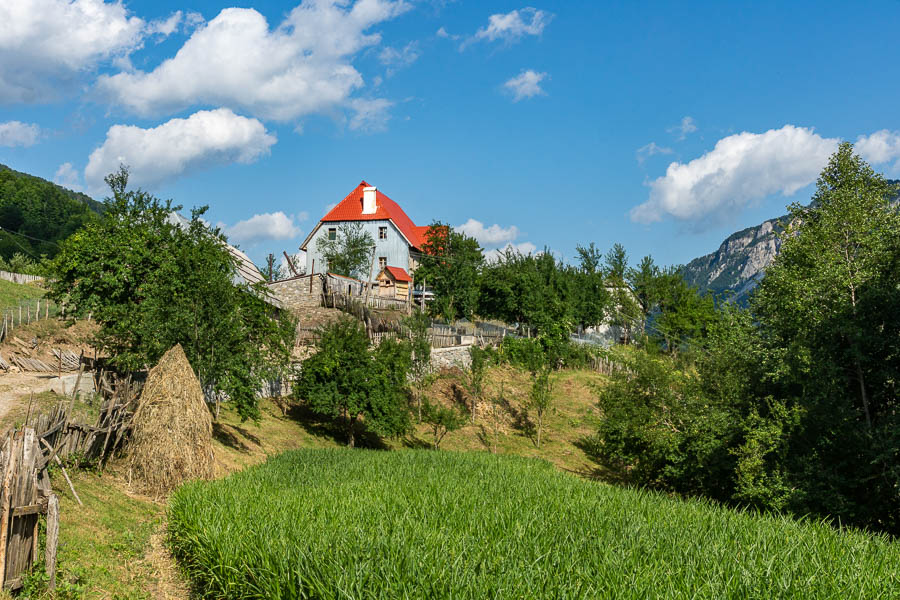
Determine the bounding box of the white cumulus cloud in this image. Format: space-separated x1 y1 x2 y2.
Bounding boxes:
53 162 82 191
0 121 41 147
224 211 302 245
0 0 183 103
97 1 409 121
147 11 183 37
856 129 900 170
469 7 552 46
631 125 840 227
503 70 547 102
456 218 519 245
84 108 276 193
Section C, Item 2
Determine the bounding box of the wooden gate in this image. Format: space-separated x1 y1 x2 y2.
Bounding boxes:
0 427 58 590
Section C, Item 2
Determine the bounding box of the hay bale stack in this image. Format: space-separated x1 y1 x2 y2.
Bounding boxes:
127 344 213 496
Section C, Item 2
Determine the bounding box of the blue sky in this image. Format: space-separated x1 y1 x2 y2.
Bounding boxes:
2 0 900 269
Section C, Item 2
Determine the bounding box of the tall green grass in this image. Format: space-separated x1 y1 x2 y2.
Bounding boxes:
169 449 899 599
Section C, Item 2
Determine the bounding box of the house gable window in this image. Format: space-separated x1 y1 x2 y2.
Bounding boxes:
379 257 387 270
328 227 337 240
378 226 387 240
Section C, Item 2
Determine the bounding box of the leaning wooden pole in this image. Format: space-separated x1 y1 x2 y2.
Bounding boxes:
0 433 17 586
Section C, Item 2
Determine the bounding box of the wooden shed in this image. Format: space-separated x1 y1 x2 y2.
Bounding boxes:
376 266 412 301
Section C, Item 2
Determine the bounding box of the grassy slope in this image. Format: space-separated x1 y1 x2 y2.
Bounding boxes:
29 367 599 597
0 279 44 311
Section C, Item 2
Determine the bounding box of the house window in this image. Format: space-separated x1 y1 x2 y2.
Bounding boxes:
379 257 387 270
378 226 387 240
328 228 337 240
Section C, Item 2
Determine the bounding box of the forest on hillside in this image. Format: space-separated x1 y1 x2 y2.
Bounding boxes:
0 163 102 269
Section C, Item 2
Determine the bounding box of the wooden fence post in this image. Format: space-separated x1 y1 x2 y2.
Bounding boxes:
0 432 16 586
45 494 58 591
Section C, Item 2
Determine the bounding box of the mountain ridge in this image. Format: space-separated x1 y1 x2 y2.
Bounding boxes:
682 181 900 302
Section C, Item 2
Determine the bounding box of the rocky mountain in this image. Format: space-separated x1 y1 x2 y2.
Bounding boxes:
683 180 899 302
681 215 786 302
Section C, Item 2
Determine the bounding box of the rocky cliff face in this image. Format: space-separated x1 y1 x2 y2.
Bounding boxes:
682 216 785 302
682 181 899 302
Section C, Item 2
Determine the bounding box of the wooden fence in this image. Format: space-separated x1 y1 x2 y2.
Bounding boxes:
0 428 58 591
0 270 43 285
0 370 138 591
0 298 61 344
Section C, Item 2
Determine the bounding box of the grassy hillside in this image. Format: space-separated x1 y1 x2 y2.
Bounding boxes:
0 278 43 310
170 449 900 599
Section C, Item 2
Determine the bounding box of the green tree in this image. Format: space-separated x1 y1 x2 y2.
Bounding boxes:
48 167 295 421
295 318 411 447
573 243 610 330
316 222 374 279
653 267 717 354
627 255 660 319
459 345 488 423
604 243 641 344
404 311 432 422
528 367 553 448
416 222 483 321
421 397 467 449
752 142 900 531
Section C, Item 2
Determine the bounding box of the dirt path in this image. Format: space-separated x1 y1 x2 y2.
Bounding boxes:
0 371 95 428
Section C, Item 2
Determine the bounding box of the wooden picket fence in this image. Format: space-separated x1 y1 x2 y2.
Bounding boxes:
0 427 58 591
0 370 139 591
0 270 43 285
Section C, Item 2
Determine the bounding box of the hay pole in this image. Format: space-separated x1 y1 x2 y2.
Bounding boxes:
39 439 82 506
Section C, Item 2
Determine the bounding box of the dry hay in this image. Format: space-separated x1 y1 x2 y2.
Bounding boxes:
126 344 213 496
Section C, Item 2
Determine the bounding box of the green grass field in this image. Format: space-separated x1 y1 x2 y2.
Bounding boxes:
169 449 900 599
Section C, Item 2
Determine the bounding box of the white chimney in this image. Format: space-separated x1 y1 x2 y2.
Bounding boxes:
362 186 377 214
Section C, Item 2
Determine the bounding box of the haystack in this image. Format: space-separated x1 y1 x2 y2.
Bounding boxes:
127 344 213 496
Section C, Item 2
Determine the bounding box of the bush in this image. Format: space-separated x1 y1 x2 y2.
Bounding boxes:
592 351 739 500
169 449 900 599
294 318 411 446
493 336 600 371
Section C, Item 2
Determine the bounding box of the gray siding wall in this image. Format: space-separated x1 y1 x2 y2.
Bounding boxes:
305 219 411 280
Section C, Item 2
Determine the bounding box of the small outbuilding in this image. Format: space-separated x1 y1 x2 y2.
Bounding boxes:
376 266 412 301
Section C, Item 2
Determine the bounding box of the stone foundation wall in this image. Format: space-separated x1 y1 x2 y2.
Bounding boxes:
429 345 472 371
267 275 324 313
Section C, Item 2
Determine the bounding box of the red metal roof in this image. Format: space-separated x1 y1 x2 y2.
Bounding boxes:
321 181 426 249
382 266 412 282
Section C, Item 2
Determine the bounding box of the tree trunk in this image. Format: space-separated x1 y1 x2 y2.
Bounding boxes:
347 414 356 448
536 410 543 449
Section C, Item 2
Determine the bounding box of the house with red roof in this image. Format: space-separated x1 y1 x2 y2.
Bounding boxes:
299 181 431 284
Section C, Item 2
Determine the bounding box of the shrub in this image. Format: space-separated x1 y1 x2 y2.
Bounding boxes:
294 318 411 446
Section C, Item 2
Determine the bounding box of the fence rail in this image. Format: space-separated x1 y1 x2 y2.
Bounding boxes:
0 298 61 344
